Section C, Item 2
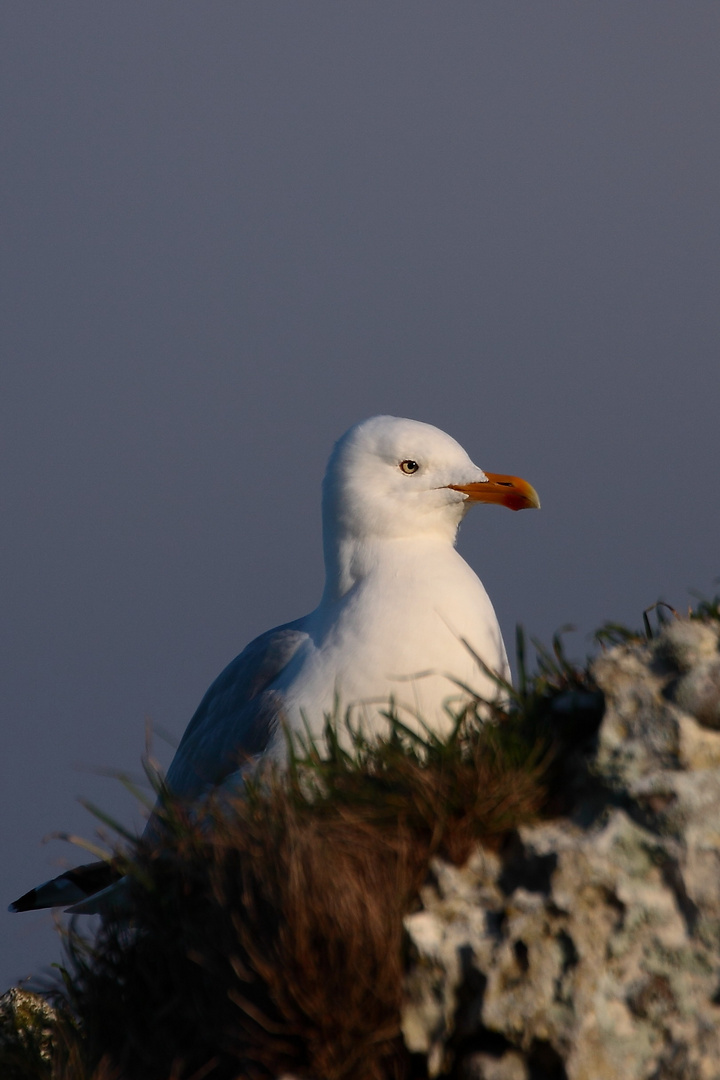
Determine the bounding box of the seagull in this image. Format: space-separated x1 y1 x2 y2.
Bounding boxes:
10 415 539 914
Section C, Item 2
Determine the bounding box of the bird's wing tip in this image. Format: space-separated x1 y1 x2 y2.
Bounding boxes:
8 890 36 913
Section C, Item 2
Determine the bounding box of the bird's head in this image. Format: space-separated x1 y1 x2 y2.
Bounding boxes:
322 415 539 548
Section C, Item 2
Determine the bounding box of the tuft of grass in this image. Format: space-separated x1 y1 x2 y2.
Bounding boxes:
50 708 557 1080
689 589 720 623
594 588 720 649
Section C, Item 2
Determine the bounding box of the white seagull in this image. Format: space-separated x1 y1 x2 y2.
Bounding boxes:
10 415 539 914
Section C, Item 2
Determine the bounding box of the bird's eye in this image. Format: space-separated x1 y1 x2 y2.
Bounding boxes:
400 459 420 475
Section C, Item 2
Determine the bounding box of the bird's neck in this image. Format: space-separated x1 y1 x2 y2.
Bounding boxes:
320 531 458 606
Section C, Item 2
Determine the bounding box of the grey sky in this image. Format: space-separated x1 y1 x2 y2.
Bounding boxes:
2 2 719 989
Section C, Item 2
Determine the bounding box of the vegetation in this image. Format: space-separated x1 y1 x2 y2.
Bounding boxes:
12 595 720 1079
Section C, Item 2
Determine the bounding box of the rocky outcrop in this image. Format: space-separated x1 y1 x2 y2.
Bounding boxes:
402 619 720 1080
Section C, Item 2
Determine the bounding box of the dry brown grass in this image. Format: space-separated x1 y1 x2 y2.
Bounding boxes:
47 710 555 1080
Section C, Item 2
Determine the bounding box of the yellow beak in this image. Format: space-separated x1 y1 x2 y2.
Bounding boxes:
448 473 540 512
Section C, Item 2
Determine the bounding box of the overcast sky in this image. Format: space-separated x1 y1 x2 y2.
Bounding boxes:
2 2 719 990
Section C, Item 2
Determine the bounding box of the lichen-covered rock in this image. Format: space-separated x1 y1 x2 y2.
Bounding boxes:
402 618 720 1080
0 987 58 1076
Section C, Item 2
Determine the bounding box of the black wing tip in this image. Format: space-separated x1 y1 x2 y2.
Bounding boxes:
9 862 123 914
8 891 37 913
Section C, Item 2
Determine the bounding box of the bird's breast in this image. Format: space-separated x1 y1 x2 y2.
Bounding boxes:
275 546 509 746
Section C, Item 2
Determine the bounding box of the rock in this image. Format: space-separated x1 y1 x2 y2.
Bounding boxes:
654 619 719 674
0 987 59 1073
674 659 720 730
461 1049 529 1079
402 618 720 1080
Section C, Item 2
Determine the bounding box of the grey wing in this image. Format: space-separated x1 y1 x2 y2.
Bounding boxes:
161 618 308 804
10 620 309 915
71 628 307 911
